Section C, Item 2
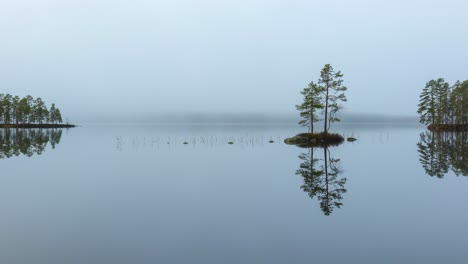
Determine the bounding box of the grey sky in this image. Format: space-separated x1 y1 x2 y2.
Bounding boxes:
0 0 467 121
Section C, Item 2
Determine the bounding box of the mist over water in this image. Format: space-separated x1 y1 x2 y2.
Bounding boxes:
74 112 419 125
1 0 467 263
1 123 466 264
2 0 467 118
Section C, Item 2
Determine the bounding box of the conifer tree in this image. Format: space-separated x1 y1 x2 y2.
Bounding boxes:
0 94 64 125
418 78 466 126
55 108 63 124
318 64 347 133
418 80 436 125
0 94 4 123
49 104 57 123
451 81 467 125
296 81 324 132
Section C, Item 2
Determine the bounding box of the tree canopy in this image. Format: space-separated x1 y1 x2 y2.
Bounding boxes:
0 94 63 124
417 79 467 126
297 64 347 133
296 81 323 133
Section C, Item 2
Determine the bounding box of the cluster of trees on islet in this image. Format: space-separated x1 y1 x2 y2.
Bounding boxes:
285 64 349 146
296 64 347 134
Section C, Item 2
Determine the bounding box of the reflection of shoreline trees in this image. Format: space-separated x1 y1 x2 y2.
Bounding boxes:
0 129 62 159
417 131 467 177
296 146 346 215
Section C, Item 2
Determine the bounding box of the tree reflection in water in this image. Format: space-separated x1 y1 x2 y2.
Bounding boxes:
417 131 467 177
296 146 346 216
0 129 62 159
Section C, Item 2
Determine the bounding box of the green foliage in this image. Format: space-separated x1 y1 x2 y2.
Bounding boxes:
49 103 63 124
296 81 324 132
418 78 467 126
0 94 63 125
318 64 347 133
297 64 347 134
450 80 468 125
417 80 435 125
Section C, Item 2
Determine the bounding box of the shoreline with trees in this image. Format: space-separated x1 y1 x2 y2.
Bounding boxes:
0 94 75 129
0 123 75 128
417 79 467 131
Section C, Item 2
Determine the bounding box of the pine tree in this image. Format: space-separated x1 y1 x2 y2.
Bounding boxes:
2 94 13 124
49 104 57 123
451 80 468 125
55 108 63 124
434 78 450 124
296 81 324 132
0 94 4 124
33 98 48 124
318 64 347 133
18 97 30 124
418 78 466 126
0 94 65 125
418 80 436 125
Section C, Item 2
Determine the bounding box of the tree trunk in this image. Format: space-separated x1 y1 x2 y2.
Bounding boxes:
310 108 314 133
430 90 435 124
324 84 329 134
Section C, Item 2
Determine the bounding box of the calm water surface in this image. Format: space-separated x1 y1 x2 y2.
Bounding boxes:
1 124 467 264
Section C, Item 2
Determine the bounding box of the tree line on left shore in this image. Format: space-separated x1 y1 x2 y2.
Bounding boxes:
0 94 63 125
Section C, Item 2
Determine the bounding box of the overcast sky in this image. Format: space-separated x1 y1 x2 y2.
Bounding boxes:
0 0 467 121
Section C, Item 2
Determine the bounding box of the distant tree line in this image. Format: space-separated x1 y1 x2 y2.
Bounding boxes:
0 94 63 124
417 79 468 125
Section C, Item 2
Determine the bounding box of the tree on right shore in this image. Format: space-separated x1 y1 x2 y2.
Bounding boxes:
417 78 467 126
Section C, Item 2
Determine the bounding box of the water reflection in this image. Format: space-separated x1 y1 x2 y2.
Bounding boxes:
296 147 347 215
0 129 63 159
417 131 467 177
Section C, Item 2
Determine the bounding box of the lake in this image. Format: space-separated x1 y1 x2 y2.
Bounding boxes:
1 124 467 264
